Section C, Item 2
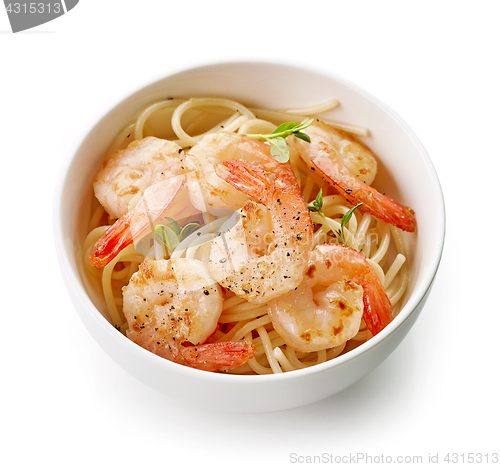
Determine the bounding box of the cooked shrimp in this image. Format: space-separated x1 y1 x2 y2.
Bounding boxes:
289 120 417 232
94 136 185 219
184 132 281 211
268 243 392 352
89 176 184 268
122 258 255 371
209 155 314 304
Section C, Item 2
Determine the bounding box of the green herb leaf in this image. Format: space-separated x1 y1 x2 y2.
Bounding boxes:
267 137 290 162
271 122 299 135
179 222 200 241
307 189 324 213
164 217 181 236
341 203 363 229
154 224 180 252
293 131 311 143
295 119 315 131
339 203 363 245
244 118 314 163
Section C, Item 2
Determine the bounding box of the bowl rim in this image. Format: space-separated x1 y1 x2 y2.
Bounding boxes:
53 58 446 384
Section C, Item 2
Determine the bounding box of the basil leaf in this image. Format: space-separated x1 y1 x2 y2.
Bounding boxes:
268 137 290 162
154 224 180 252
179 222 200 241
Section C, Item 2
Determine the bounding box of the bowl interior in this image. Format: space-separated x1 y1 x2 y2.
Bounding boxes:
56 61 444 374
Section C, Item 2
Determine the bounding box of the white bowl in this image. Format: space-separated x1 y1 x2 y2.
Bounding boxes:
54 60 445 413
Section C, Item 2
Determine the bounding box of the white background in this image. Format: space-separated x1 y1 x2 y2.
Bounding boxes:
2 1 498 466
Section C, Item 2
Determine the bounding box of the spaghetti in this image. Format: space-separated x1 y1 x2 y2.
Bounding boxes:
84 97 410 374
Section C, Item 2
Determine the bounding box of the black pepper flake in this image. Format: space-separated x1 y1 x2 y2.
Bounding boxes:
243 289 250 294
204 290 209 295
297 234 302 240
219 258 227 263
178 148 182 153
346 189 352 194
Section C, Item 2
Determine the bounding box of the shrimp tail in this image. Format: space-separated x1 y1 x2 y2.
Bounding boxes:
178 339 256 372
89 176 184 268
218 158 304 203
362 280 392 336
217 160 271 203
319 244 392 336
89 214 135 268
313 142 416 232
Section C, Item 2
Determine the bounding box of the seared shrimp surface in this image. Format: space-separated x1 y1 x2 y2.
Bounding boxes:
123 258 255 371
90 176 184 268
184 132 282 211
94 137 185 219
299 120 378 184
209 153 314 304
268 243 392 349
289 120 416 232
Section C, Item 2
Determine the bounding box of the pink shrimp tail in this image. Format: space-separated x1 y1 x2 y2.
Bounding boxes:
178 340 256 372
218 158 303 202
314 142 416 232
89 176 184 268
318 243 393 336
218 160 271 202
90 214 135 268
362 280 392 336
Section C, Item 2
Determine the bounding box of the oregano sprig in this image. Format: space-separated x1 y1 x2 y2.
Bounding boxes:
307 189 326 218
154 220 200 254
245 118 314 163
308 190 363 245
338 203 363 245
